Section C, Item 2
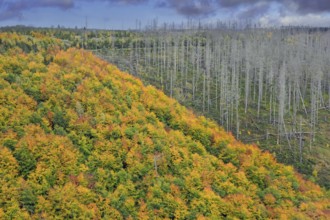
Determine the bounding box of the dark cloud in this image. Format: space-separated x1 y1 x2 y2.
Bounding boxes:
36 0 74 9
112 0 147 3
237 2 270 19
0 0 330 22
217 0 263 8
217 0 330 14
98 0 147 4
157 0 215 17
0 1 21 20
0 7 23 21
0 0 74 21
0 0 150 21
156 0 330 18
288 0 330 14
13 0 74 10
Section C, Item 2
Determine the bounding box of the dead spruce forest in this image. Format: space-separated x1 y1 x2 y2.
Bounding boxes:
0 25 329 219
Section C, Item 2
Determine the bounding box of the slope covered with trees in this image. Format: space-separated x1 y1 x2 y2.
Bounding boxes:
17 24 327 188
93 27 330 189
0 32 329 219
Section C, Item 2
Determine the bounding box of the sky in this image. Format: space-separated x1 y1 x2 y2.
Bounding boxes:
0 0 330 29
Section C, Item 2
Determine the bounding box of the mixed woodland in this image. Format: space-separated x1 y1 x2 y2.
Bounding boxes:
15 24 329 188
0 28 329 219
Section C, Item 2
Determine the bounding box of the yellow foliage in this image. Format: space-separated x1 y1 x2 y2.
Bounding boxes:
264 193 276 205
0 147 19 180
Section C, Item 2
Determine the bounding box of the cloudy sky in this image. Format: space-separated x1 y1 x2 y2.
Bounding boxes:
0 0 330 29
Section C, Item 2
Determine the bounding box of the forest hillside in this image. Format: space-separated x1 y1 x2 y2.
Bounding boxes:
2 26 330 189
0 32 329 219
